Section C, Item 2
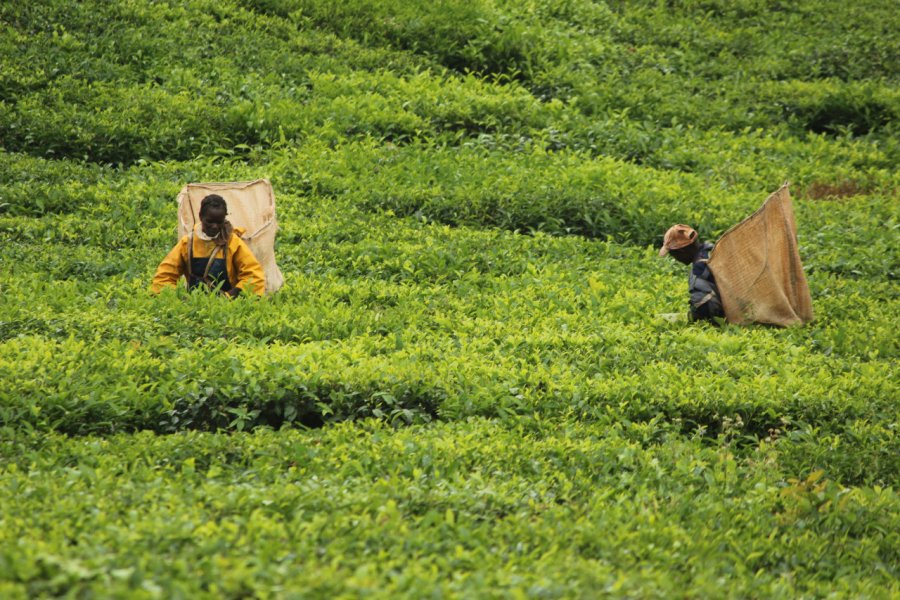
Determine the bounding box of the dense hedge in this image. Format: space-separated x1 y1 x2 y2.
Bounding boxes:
2 0 897 169
1 158 897 486
1 0 897 596
1 422 896 597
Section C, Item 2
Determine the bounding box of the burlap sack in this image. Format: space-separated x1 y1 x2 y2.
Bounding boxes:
708 184 813 326
177 179 284 294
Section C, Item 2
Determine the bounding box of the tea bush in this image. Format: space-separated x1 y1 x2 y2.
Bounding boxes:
1 0 897 596
0 423 897 597
1 182 896 486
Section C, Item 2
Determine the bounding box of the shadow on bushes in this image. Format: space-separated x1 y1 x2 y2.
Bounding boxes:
160 381 442 433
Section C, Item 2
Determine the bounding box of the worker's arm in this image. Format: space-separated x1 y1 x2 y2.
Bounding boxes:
150 238 187 294
688 259 724 322
232 239 266 296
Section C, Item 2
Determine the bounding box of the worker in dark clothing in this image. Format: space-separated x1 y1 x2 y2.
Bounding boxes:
659 224 724 322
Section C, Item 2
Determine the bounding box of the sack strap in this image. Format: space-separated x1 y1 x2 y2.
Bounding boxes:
187 232 194 280
242 219 274 242
187 231 227 289
202 243 225 282
695 291 716 308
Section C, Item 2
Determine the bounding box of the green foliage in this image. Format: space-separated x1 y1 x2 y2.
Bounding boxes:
0 423 898 598
1 178 896 487
0 0 897 596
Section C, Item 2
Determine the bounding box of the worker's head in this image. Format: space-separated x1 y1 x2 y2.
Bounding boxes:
659 224 699 265
199 194 228 238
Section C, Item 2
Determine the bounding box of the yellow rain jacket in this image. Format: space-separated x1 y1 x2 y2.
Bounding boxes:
151 224 266 296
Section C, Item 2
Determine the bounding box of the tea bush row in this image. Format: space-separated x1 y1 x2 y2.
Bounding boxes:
1 421 897 598
2 179 896 484
1 1 896 594
4 144 896 260
283 0 900 132
2 150 894 348
2 0 896 172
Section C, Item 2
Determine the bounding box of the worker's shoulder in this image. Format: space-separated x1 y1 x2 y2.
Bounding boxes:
229 232 253 251
170 233 191 249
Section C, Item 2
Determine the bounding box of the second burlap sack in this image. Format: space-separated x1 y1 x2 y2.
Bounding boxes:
708 184 813 326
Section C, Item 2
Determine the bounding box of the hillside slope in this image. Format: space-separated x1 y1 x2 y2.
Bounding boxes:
1 1 897 596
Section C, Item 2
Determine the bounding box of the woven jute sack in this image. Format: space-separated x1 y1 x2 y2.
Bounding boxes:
176 179 284 294
708 183 813 326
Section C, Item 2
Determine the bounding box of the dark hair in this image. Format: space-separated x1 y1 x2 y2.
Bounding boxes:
199 194 227 217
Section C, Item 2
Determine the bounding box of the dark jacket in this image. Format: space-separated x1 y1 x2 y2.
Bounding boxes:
689 242 724 321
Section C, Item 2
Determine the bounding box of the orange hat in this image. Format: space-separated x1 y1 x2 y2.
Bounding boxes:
659 224 698 256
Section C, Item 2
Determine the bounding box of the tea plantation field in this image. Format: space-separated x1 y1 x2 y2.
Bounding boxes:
1 0 897 597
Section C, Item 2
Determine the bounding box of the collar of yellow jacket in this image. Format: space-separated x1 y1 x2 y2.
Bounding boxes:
192 222 247 242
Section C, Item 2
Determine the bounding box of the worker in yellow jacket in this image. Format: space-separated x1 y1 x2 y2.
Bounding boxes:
151 194 265 297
